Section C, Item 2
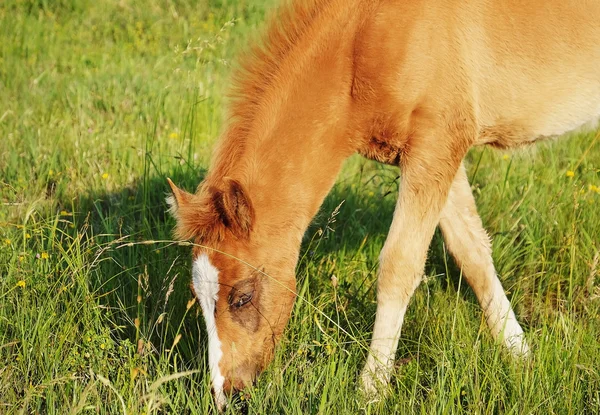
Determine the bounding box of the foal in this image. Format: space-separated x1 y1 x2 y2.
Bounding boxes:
167 0 600 408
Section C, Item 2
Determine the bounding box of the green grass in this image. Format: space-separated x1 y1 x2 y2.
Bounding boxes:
1 1 599 413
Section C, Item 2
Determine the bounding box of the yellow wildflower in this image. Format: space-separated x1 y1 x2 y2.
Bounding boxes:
502 154 509 160
169 132 179 139
566 170 575 178
41 252 49 259
101 173 109 180
49 169 54 176
4 239 11 245
100 344 106 350
25 233 31 239
16 280 26 288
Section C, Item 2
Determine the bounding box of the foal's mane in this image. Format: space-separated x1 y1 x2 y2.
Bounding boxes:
207 0 347 181
228 0 332 119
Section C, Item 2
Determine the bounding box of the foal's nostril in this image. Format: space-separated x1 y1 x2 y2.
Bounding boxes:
227 378 246 394
223 366 255 392
222 378 242 396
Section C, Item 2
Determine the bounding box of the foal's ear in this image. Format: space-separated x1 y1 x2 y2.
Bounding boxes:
166 178 211 241
210 178 255 239
166 178 192 216
166 177 254 241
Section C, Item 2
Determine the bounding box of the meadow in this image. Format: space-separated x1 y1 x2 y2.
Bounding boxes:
0 0 599 413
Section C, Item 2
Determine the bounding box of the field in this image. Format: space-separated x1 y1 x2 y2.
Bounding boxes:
1 0 599 413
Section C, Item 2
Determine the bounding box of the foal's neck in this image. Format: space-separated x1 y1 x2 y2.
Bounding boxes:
206 3 364 249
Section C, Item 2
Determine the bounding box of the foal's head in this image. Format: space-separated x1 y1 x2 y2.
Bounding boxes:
167 178 296 407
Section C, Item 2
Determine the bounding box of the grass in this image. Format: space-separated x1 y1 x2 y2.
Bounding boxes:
1 0 599 413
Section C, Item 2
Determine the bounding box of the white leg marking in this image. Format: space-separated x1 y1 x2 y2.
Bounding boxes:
483 279 529 356
360 299 409 396
192 254 227 409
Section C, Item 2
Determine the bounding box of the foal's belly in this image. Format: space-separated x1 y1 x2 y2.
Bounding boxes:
477 97 600 149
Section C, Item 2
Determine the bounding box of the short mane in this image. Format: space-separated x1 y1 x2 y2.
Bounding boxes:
207 0 348 181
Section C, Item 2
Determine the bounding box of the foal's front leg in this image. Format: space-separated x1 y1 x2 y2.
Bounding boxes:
360 129 468 395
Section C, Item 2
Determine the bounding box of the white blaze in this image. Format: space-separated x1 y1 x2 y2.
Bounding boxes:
192 254 226 409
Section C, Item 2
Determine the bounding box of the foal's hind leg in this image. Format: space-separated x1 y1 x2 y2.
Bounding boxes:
439 163 529 355
360 123 470 395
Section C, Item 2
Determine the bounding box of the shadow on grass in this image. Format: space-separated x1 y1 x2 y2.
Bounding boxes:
53 165 209 371
54 157 468 384
298 170 466 351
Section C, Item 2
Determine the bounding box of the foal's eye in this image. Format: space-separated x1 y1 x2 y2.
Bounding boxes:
232 292 253 309
227 276 260 314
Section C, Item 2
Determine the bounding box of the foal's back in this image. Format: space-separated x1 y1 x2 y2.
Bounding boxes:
354 0 600 150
